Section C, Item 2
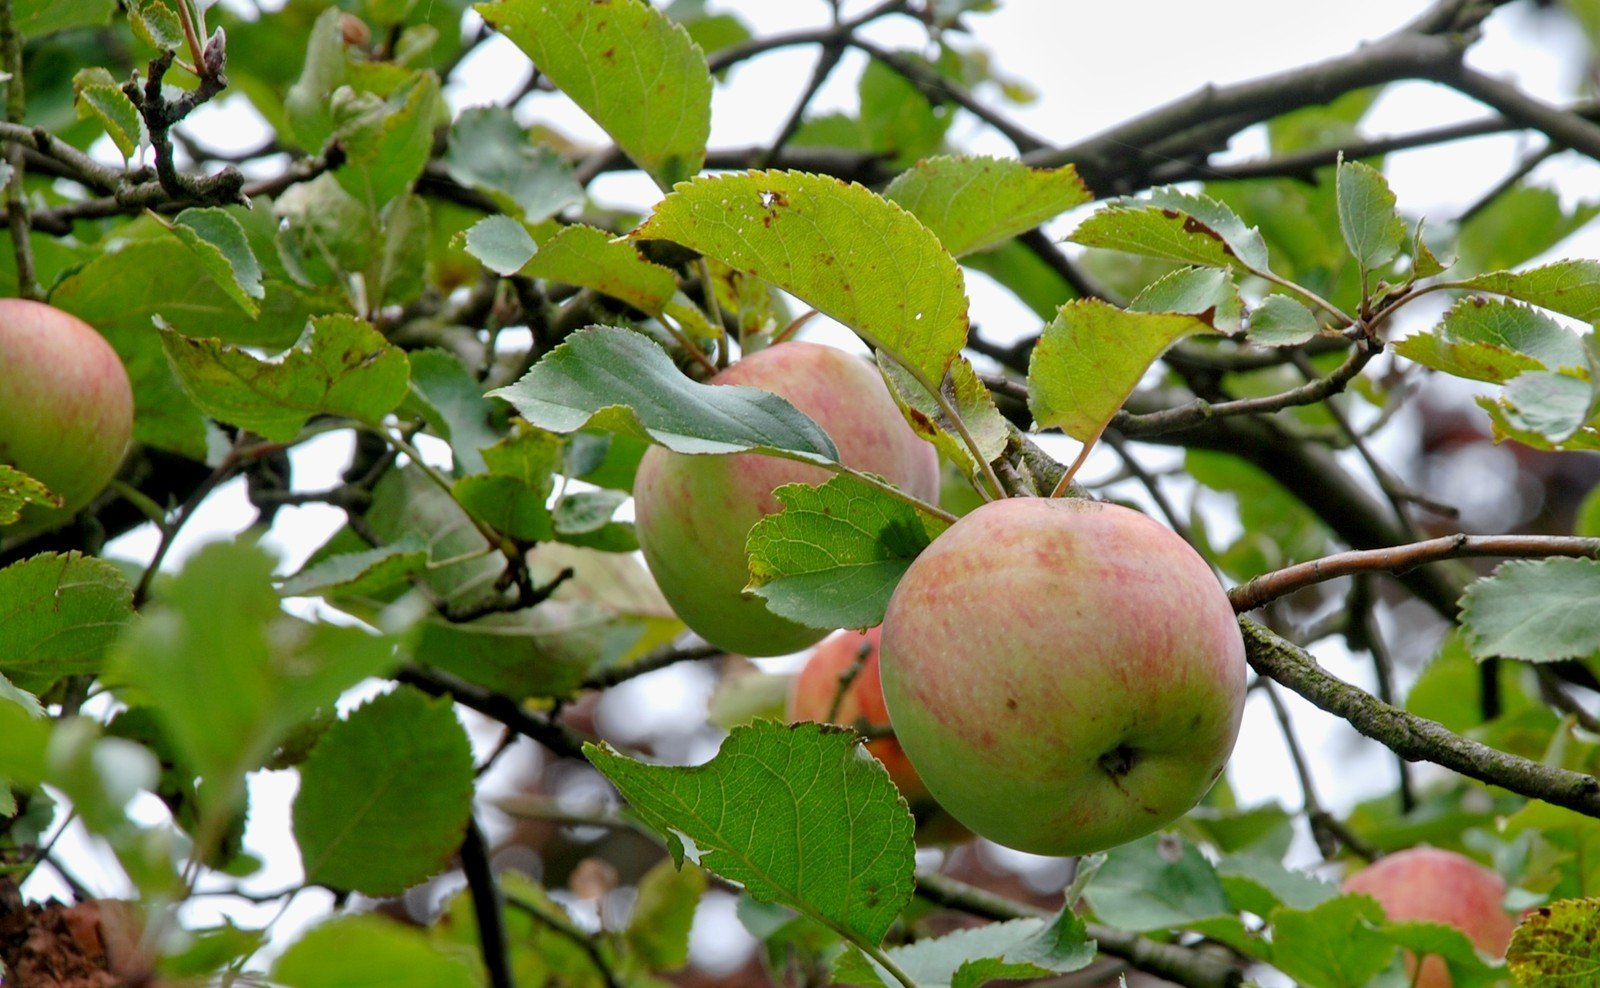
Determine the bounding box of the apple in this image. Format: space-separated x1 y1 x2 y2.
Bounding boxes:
0 299 133 536
634 341 939 656
1341 847 1516 987
878 496 1247 857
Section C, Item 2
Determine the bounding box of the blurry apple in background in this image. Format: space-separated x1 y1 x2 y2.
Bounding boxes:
0 298 133 538
1341 847 1517 987
634 341 939 657
880 496 1247 857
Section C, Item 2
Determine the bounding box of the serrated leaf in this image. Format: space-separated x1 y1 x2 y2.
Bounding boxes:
442 106 584 222
1270 895 1396 988
332 70 442 210
1382 920 1502 987
273 914 478 988
1028 299 1217 441
1216 853 1338 917
0 553 131 693
162 315 410 442
1072 187 1269 272
73 68 141 158
744 474 947 631
294 686 475 895
15 0 115 37
279 536 430 599
1336 159 1406 271
838 912 1094 988
404 349 505 477
878 355 1008 482
1081 834 1231 933
1460 558 1600 663
284 8 349 150
1497 371 1598 443
489 326 837 462
625 858 706 970
1393 297 1581 384
452 474 554 541
586 721 915 945
1249 294 1322 346
167 208 266 316
633 170 970 386
553 489 628 536
460 215 537 276
0 464 60 524
1458 260 1600 324
1129 266 1243 333
477 0 711 187
521 224 679 313
883 156 1091 257
128 0 184 50
1507 897 1600 985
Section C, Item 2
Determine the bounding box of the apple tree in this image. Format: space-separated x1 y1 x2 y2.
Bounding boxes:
3 0 1600 985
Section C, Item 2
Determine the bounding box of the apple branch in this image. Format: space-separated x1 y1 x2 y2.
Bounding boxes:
395 666 589 760
0 0 35 299
1229 533 1600 612
1241 620 1600 818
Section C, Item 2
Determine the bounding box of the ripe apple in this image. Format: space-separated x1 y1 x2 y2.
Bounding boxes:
1341 847 1516 987
0 299 133 536
878 496 1247 857
634 341 939 656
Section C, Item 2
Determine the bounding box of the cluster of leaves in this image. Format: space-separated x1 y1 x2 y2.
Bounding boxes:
6 0 1600 986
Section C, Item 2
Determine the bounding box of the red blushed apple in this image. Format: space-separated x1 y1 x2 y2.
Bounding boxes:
634 341 939 657
879 496 1247 857
1341 847 1516 988
0 299 133 537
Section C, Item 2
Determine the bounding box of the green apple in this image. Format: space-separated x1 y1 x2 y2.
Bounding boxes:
634 341 938 656
879 496 1246 856
0 299 133 537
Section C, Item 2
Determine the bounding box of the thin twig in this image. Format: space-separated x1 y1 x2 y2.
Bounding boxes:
578 643 722 691
1260 678 1378 861
396 666 589 760
0 0 36 299
459 819 515 988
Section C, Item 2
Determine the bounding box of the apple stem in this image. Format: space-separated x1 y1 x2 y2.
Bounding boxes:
1049 423 1106 497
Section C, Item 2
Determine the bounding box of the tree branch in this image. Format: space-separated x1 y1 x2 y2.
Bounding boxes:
459 819 514 988
395 666 588 760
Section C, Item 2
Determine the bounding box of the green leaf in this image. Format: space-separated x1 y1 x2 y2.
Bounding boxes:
331 70 443 210
1578 484 1600 537
0 672 43 719
1497 371 1598 444
1382 921 1502 987
0 464 60 524
1249 294 1322 346
1216 853 1338 917
461 215 537 276
166 208 267 317
273 914 478 988
294 686 475 895
586 720 915 945
553 489 629 537
1393 299 1578 384
128 0 184 50
1028 299 1218 441
162 315 410 442
1081 834 1231 933
745 474 947 631
1335 159 1406 271
633 170 970 386
284 7 349 150
72 68 141 158
1071 187 1269 272
883 156 1090 257
404 349 505 477
521 224 679 313
1507 897 1600 986
1129 266 1243 333
624 858 707 970
488 326 838 461
839 912 1095 988
442 106 584 222
15 0 114 37
1457 260 1600 324
1458 184 1600 277
0 553 132 693
1459 558 1600 663
878 355 1008 483
279 536 431 600
477 0 712 187
109 540 398 819
1269 895 1396 988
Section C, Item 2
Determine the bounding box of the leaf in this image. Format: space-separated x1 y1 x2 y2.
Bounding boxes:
633 170 970 385
0 553 133 693
1028 299 1218 441
1459 558 1600 663
460 215 537 276
1215 853 1338 917
1269 895 1396 988
488 326 838 461
1249 294 1322 347
1507 897 1600 985
273 915 478 988
1382 921 1503 987
162 315 410 442
745 474 947 631
521 224 679 313
331 70 442 210
477 0 712 187
404 349 506 477
586 720 916 946
883 156 1091 257
1336 159 1406 271
166 208 267 317
553 489 629 537
1394 298 1579 384
1497 371 1598 444
624 858 707 970
1071 187 1269 272
878 355 1009 482
0 673 43 719
838 912 1094 988
294 686 475 895
1129 266 1243 333
279 537 431 600
1081 834 1231 933
1458 260 1600 324
72 68 141 158
442 106 584 222
15 0 115 37
0 464 60 524
1457 184 1600 276
284 7 349 150
128 0 184 50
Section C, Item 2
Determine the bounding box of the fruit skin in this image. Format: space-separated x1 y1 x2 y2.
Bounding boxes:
0 299 133 536
634 341 939 657
788 627 928 802
1341 847 1516 988
879 496 1246 857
